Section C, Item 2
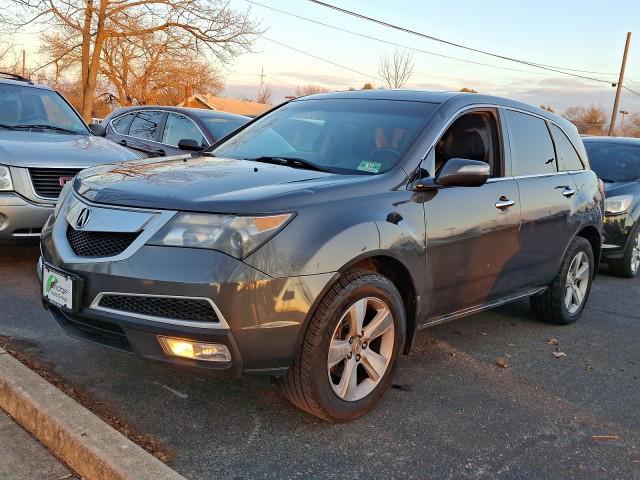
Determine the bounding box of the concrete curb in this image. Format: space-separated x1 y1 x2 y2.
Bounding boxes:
0 347 186 480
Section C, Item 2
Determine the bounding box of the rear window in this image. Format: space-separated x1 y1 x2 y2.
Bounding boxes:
505 110 556 176
212 99 438 174
585 142 640 183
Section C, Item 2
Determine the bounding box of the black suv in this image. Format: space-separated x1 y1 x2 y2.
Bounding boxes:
40 90 603 421
584 136 640 277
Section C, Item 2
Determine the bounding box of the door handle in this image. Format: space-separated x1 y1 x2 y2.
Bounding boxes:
561 187 576 198
154 149 166 156
118 139 127 146
495 196 515 210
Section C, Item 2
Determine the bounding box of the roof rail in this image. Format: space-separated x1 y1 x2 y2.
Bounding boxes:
0 72 33 84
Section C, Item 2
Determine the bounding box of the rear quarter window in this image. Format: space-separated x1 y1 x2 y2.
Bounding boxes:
550 124 584 171
505 110 556 176
110 113 135 134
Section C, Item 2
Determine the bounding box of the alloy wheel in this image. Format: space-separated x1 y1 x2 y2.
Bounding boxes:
631 231 640 274
327 297 395 402
564 251 590 314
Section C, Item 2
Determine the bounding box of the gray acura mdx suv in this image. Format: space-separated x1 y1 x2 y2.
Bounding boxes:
39 90 603 421
0 74 139 239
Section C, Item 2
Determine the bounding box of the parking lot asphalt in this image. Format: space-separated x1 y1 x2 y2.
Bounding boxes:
0 242 639 480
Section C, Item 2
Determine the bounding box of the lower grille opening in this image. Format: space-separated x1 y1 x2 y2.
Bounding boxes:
55 309 132 352
66 226 139 257
98 295 219 323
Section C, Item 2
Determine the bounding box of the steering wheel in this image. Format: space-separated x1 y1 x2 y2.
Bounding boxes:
368 148 401 163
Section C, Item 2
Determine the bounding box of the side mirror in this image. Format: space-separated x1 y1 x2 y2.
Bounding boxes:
88 123 106 137
178 138 204 151
435 158 490 187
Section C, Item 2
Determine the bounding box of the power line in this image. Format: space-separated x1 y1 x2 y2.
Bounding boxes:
246 0 597 79
307 0 617 85
260 35 379 81
623 85 640 97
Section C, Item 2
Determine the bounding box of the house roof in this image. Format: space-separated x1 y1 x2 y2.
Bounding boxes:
177 94 271 116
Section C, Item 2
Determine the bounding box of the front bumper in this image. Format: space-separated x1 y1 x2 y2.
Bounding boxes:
40 224 336 377
601 212 636 260
0 192 53 239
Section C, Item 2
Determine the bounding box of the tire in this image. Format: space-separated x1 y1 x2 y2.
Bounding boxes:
530 236 594 325
608 222 640 278
281 270 405 422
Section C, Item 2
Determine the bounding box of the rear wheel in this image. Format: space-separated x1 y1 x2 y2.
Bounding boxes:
281 270 405 422
608 222 640 278
530 236 594 325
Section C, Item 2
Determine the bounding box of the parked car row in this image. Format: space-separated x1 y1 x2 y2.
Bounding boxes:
2 72 639 422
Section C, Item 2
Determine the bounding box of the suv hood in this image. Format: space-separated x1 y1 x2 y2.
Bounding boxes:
75 155 347 213
0 130 138 167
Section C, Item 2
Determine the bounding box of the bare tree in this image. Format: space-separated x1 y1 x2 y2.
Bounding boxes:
564 105 607 135
256 83 272 104
378 49 414 89
0 41 20 74
3 1 261 120
459 87 478 93
540 105 555 113
294 84 329 97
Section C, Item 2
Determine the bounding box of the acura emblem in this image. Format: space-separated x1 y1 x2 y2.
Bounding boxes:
75 207 91 229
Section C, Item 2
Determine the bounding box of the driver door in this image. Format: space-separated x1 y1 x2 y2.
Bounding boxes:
422 109 522 318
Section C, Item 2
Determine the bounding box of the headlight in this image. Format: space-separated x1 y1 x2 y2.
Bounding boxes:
53 181 74 218
604 195 633 214
0 165 13 191
149 213 294 258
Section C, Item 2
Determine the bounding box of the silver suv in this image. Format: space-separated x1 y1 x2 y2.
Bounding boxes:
0 73 139 239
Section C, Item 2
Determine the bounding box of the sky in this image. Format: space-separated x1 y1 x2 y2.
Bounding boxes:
6 0 640 117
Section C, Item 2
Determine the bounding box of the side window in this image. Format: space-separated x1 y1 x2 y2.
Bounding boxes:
505 110 556 176
162 113 206 147
435 110 502 177
128 111 164 141
110 113 135 134
550 124 584 171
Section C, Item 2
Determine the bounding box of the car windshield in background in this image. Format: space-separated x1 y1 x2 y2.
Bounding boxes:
198 116 248 139
585 142 640 182
0 83 87 135
212 99 438 174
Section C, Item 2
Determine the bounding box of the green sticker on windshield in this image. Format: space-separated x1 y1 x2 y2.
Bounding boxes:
357 161 382 173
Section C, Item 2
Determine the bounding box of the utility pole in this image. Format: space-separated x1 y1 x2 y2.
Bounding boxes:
620 110 629 133
608 32 631 136
21 50 26 78
258 67 266 101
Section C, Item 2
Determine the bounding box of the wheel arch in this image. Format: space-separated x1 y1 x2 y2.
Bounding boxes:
576 224 602 268
340 253 418 355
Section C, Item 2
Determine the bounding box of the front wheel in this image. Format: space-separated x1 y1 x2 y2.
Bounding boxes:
281 270 405 422
530 236 594 325
608 222 640 278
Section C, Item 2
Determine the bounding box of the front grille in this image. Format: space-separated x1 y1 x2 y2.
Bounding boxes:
66 225 139 257
98 295 218 322
29 168 82 199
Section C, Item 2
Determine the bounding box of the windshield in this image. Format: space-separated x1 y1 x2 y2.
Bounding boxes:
0 83 88 134
212 98 438 174
585 141 640 182
198 115 248 140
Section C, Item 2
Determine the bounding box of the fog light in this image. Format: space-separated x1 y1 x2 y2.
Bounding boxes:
158 336 231 362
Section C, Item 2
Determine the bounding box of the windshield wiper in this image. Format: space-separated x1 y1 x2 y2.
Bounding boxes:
599 177 617 183
248 156 330 173
0 123 18 130
11 124 79 134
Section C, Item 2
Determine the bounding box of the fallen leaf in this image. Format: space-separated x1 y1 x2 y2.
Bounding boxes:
633 459 640 464
546 338 560 346
506 343 516 347
496 357 509 368
504 353 512 358
592 435 621 441
480 332 488 336
553 351 567 359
